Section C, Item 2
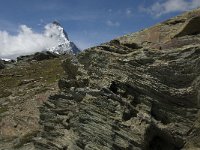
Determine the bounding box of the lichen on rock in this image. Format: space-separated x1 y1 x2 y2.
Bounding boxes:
32 8 200 150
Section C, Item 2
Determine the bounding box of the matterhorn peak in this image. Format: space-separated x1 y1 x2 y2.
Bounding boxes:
52 21 61 26
45 21 80 54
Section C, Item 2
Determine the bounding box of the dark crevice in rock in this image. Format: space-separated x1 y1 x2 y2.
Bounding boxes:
148 136 180 150
130 94 141 107
123 42 142 49
144 125 184 150
122 107 137 121
102 87 139 118
62 146 68 150
190 32 200 35
110 39 121 45
174 16 200 38
109 81 118 94
76 139 86 149
110 81 141 99
150 102 170 125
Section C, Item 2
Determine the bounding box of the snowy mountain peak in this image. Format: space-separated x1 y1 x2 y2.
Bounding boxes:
0 22 80 59
52 21 61 26
45 21 80 54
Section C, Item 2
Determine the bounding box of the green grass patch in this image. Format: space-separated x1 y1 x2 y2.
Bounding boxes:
0 57 65 97
0 106 8 114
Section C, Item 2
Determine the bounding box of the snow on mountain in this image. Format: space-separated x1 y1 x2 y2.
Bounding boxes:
0 22 80 59
1 58 11 62
45 21 80 54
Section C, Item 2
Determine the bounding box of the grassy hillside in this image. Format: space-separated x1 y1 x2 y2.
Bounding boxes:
0 56 66 149
0 57 64 98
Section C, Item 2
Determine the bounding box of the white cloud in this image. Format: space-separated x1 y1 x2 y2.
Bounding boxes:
106 20 120 27
0 24 60 59
142 0 200 17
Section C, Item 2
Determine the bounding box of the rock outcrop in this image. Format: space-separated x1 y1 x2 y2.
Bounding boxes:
32 8 200 150
118 8 200 50
174 16 200 38
17 51 59 62
0 56 65 149
0 59 5 69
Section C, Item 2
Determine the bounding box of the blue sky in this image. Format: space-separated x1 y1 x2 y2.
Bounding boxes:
0 0 200 50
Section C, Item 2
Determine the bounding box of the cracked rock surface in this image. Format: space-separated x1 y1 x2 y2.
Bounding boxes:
34 44 200 150
31 8 200 150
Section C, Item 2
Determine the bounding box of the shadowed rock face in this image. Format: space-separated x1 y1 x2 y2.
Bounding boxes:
174 16 200 38
31 8 200 150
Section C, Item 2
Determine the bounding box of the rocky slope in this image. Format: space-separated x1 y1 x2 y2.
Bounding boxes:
0 55 66 149
32 8 200 150
1 8 200 150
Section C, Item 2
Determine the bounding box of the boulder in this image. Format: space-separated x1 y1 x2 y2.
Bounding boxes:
33 51 59 61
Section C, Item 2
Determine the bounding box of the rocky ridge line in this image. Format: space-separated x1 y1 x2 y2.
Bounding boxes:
30 8 200 150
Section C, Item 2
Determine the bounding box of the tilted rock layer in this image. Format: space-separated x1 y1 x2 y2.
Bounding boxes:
33 8 200 150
